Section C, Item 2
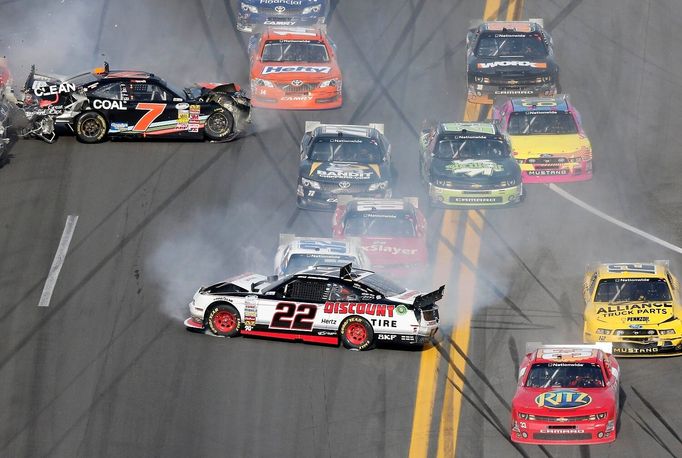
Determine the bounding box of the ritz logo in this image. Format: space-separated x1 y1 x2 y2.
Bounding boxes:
535 390 592 409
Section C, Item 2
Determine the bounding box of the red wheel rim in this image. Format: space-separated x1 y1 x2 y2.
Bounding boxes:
212 310 237 333
345 322 367 345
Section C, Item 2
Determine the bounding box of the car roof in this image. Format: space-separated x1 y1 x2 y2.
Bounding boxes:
480 21 542 33
262 27 326 42
438 122 499 137
510 96 570 113
294 265 374 281
346 198 414 215
288 238 356 256
532 347 602 365
596 262 669 280
313 124 379 140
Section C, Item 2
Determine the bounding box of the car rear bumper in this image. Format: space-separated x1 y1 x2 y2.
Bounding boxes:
237 13 325 33
467 83 558 104
429 183 522 207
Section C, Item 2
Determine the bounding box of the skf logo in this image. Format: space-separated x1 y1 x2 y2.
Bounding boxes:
535 390 592 409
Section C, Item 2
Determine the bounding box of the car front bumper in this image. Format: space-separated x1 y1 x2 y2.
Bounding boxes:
520 159 593 183
237 12 325 33
428 183 523 207
511 419 616 445
251 85 342 110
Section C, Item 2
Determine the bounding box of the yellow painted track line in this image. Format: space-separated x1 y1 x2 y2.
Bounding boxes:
483 0 503 22
506 0 525 21
409 210 462 458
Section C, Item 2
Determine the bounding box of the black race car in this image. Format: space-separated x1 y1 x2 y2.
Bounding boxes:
23 62 250 143
419 122 523 207
466 19 560 104
297 121 392 210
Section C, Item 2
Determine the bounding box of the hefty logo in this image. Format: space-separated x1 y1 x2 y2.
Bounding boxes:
535 390 592 409
262 66 331 75
477 61 547 69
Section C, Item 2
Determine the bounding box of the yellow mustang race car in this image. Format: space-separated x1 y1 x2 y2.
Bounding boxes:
582 261 682 357
493 95 593 183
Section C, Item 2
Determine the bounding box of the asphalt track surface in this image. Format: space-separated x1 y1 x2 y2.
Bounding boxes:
0 0 681 457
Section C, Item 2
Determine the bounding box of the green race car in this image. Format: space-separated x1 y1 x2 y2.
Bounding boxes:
419 122 523 207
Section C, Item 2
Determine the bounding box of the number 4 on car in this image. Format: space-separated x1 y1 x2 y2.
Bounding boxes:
184 264 444 350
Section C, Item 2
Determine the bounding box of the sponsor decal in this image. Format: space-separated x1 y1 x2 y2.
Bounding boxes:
607 263 656 274
527 169 569 176
33 81 76 96
282 95 313 101
395 304 408 315
258 0 303 5
451 196 502 203
364 242 418 256
189 104 201 133
109 122 130 132
177 109 189 129
370 319 397 328
323 301 395 317
264 20 296 26
318 331 336 336
93 99 126 110
338 181 351 189
401 335 416 342
176 102 189 110
274 5 286 13
494 33 527 38
446 159 504 177
596 303 672 317
535 390 592 409
262 66 331 75
613 346 660 354
477 61 548 69
320 318 337 325
244 302 257 328
540 429 586 434
541 349 595 361
377 334 397 341
625 316 649 322
314 163 373 180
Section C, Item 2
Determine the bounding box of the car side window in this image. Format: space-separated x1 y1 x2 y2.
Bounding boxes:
588 272 598 297
328 282 362 301
129 83 169 102
281 279 329 302
91 83 122 100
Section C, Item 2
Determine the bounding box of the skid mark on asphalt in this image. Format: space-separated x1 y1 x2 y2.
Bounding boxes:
631 386 682 447
622 407 678 458
549 183 682 255
38 214 79 307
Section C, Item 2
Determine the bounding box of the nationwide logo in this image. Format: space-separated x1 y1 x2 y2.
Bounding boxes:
535 390 592 409
477 61 548 69
262 66 332 75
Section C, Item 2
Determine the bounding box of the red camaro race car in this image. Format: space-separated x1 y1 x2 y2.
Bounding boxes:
332 198 428 278
249 27 342 109
510 343 619 445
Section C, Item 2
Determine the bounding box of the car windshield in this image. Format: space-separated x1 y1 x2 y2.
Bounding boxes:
285 254 356 275
475 33 548 58
526 363 605 388
262 41 329 63
360 273 407 297
435 137 510 159
344 213 416 237
309 138 383 163
508 112 578 135
594 278 672 303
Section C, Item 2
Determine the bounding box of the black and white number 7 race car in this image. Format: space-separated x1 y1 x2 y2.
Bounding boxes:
184 264 444 350
23 62 250 143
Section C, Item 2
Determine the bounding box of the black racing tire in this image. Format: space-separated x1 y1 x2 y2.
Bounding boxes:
204 108 234 141
75 111 108 143
206 303 241 337
340 316 374 351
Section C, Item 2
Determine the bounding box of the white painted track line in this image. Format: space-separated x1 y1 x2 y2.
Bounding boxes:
548 184 682 255
38 215 79 307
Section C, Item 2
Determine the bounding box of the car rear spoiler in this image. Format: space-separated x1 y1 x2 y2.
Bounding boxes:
413 285 445 310
304 121 385 135
525 342 613 355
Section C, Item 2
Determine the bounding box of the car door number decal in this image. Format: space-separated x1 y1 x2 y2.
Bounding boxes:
270 302 317 331
134 103 166 131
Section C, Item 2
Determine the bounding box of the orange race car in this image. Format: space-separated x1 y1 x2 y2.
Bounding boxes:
249 27 342 109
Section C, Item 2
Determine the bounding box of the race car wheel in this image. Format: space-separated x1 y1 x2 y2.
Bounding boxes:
207 303 241 337
75 111 107 143
204 109 234 141
340 316 374 351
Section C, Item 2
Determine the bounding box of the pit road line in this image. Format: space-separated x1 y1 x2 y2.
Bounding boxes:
548 183 682 255
38 215 79 307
